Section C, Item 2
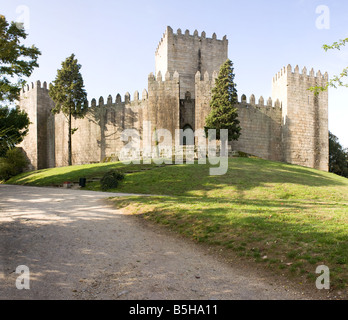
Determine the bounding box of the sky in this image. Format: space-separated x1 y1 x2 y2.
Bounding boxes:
1 0 348 148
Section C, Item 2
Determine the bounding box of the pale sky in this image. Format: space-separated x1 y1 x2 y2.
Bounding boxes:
1 0 348 148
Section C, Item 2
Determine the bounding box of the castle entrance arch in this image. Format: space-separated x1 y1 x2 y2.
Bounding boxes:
180 124 194 146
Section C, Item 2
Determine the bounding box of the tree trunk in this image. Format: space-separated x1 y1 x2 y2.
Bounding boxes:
68 111 72 166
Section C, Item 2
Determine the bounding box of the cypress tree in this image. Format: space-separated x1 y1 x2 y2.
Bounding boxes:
205 59 241 141
49 54 88 166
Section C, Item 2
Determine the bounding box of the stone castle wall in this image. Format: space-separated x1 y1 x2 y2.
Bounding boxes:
54 91 147 167
195 71 283 161
18 26 329 172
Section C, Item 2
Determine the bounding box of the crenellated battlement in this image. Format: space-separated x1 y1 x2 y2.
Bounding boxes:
155 26 171 56
195 70 219 82
155 26 228 99
90 89 148 107
148 71 180 82
273 64 329 84
155 26 227 55
194 72 282 110
20 79 148 107
20 80 49 95
239 94 281 109
174 28 227 42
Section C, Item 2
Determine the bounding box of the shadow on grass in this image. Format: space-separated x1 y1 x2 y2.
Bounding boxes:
114 195 348 288
115 195 348 243
0 184 347 298
6 162 158 186
114 158 348 198
6 158 348 200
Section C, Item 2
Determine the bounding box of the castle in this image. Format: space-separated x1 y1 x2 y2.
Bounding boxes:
19 26 329 172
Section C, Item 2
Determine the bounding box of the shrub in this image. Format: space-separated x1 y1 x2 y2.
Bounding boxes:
100 170 125 191
237 151 249 158
0 148 29 181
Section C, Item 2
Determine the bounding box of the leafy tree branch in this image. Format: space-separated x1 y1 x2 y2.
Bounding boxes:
309 37 348 94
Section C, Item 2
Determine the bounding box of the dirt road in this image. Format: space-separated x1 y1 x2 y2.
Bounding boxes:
0 185 319 300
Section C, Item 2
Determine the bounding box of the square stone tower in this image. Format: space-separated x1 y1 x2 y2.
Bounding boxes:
18 81 55 170
272 65 329 171
155 26 228 99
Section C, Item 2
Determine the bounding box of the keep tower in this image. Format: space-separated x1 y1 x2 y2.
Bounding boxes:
155 26 228 99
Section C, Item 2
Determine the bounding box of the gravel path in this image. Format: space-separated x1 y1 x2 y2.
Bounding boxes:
0 185 319 300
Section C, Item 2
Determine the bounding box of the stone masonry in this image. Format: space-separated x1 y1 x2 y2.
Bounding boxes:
18 26 329 171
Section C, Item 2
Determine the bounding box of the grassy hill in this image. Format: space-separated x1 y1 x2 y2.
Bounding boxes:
5 158 348 292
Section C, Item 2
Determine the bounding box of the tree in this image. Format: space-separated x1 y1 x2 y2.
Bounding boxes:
0 15 41 104
309 37 348 94
308 38 348 179
205 59 241 141
329 132 348 178
0 106 30 156
0 147 29 181
0 15 40 155
49 54 88 166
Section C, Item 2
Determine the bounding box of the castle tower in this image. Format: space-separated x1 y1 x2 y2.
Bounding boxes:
155 26 228 99
146 71 181 144
17 27 329 173
19 81 55 170
272 65 329 171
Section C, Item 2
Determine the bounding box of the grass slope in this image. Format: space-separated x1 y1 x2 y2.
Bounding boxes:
6 158 348 291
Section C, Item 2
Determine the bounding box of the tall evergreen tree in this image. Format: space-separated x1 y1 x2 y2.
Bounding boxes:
0 15 40 155
49 54 88 166
205 59 241 141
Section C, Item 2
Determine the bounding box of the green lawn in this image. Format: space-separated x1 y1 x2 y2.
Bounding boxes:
6 157 348 291
6 162 158 187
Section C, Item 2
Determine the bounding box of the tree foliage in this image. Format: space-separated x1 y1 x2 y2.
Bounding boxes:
100 170 125 191
0 147 28 181
0 106 30 156
205 59 241 141
0 15 41 104
49 54 88 166
0 15 40 157
309 37 348 94
329 132 348 178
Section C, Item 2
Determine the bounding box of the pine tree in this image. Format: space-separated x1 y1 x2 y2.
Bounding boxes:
49 54 88 166
205 59 241 141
